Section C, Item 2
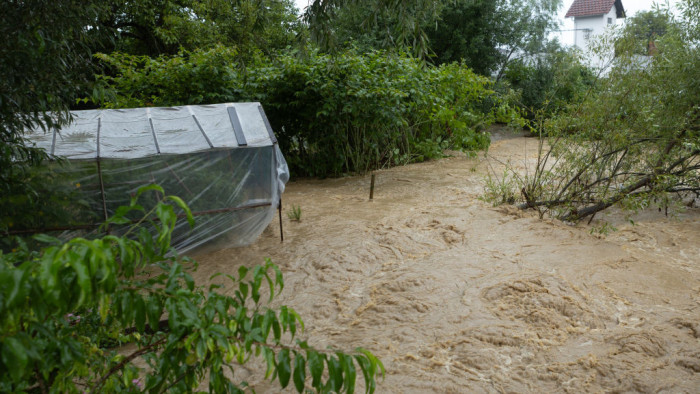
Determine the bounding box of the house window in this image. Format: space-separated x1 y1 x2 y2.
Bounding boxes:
608 17 613 25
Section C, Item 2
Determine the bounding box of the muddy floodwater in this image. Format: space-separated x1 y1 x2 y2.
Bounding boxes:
192 130 700 392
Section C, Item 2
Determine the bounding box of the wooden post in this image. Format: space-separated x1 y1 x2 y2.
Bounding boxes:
278 199 284 242
97 160 109 233
369 173 376 200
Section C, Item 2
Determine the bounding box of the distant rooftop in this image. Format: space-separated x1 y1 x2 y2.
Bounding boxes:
565 0 626 18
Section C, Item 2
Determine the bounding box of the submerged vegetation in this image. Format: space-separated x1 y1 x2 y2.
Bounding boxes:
485 1 700 222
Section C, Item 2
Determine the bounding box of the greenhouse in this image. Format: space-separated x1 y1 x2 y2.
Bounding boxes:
23 102 289 252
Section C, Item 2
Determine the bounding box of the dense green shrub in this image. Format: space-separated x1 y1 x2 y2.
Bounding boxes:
98 48 515 177
96 47 242 108
248 51 502 176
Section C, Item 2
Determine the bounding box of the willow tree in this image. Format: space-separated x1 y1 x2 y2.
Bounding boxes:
491 0 699 222
303 0 446 57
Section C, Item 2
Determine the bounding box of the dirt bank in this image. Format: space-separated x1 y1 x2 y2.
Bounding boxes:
193 129 700 392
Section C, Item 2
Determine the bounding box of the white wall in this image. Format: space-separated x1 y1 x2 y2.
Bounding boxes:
572 7 618 70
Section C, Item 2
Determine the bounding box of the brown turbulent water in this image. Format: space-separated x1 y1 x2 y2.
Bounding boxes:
192 128 700 393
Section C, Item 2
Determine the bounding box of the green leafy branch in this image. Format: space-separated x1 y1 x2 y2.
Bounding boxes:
0 185 383 393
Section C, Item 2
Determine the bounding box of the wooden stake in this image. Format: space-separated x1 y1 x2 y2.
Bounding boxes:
278 199 284 242
369 173 376 200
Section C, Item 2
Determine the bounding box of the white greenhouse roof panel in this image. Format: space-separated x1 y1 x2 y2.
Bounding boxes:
26 102 278 160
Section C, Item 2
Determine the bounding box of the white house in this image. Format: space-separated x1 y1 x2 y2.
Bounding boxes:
566 0 626 69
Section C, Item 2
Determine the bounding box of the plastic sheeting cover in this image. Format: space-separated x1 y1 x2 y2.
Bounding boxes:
23 103 289 252
26 102 278 159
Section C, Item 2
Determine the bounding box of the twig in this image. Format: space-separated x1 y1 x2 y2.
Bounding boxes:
91 336 168 393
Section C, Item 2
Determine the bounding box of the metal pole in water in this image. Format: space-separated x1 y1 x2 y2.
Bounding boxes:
369 173 376 200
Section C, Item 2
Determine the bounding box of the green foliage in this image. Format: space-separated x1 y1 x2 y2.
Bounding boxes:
500 43 596 120
98 0 303 58
0 185 383 392
619 8 672 55
251 51 501 176
98 48 513 177
307 0 562 70
491 0 563 80
425 0 562 76
499 0 700 222
0 0 109 237
426 0 500 75
482 168 518 206
287 205 302 222
96 46 241 108
303 0 445 58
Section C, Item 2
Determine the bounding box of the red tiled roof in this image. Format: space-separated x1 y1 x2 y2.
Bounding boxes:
565 0 625 18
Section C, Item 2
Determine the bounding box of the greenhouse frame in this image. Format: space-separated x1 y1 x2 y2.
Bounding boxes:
23 102 289 252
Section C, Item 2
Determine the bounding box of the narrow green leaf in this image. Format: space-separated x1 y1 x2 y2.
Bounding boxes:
135 184 164 201
184 272 195 291
341 354 356 393
293 352 306 393
146 296 162 331
238 282 249 301
164 195 194 227
70 258 91 308
327 355 343 392
357 348 385 378
134 296 146 333
196 337 207 360
238 266 248 281
277 349 291 389
261 310 274 341
354 355 374 394
5 268 28 309
273 263 284 294
263 347 275 379
308 351 324 388
1 337 28 382
264 272 275 302
32 233 62 245
251 266 263 303
280 306 289 331
291 309 304 333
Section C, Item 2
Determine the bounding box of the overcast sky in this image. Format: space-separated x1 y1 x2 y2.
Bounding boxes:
292 0 682 46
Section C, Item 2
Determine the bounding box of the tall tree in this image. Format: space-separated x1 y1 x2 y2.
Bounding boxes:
100 0 303 57
428 0 562 76
427 0 500 74
311 0 563 72
303 0 446 57
494 0 562 79
0 0 105 234
621 8 672 55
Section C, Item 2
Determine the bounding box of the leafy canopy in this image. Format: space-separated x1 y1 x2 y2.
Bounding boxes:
98 0 303 57
428 0 563 76
620 8 673 55
303 0 446 57
0 0 109 237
